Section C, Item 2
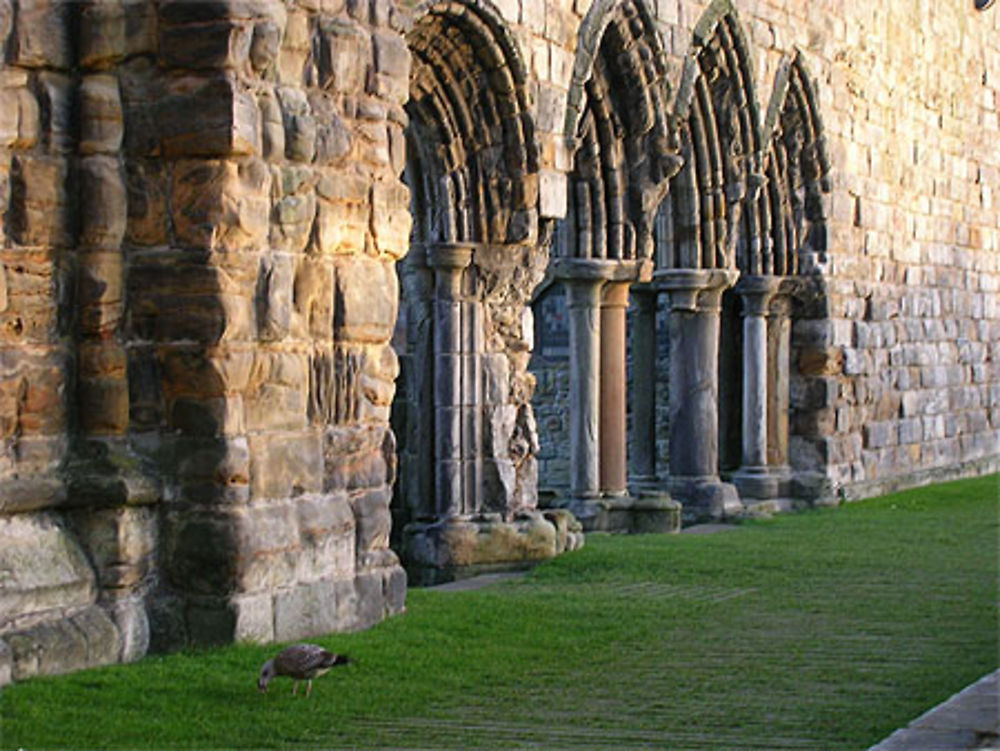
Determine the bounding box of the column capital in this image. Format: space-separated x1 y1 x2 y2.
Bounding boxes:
654 268 739 312
427 241 476 271
600 279 631 308
563 276 604 308
631 283 659 313
735 274 783 316
551 257 647 283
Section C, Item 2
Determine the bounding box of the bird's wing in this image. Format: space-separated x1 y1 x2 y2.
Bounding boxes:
274 644 334 677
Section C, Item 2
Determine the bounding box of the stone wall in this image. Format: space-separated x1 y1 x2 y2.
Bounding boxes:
527 0 999 503
1 0 409 685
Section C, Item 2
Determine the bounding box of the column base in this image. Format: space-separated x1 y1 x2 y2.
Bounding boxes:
401 512 584 586
668 475 743 522
566 494 681 534
732 466 781 500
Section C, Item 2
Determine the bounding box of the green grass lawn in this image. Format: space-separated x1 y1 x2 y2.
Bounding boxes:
2 475 997 749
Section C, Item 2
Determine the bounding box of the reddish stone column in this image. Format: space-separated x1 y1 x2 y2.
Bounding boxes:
599 280 631 498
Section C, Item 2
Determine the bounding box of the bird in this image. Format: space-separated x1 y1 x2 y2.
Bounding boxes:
257 643 351 697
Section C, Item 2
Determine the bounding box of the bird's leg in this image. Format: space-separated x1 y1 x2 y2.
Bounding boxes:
306 680 313 698
292 681 299 696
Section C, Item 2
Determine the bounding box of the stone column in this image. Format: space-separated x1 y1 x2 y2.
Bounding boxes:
599 280 631 498
766 289 793 491
564 277 604 505
732 275 782 501
427 242 475 518
630 284 659 489
656 268 741 519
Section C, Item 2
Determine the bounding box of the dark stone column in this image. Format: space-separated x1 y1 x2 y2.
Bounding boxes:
630 284 659 489
427 242 475 518
732 275 782 501
656 268 741 519
766 289 793 493
564 276 604 505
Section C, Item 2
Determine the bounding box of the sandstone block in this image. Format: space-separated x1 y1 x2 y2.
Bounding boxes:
38 72 74 153
11 0 71 69
79 376 130 436
125 159 170 246
351 486 391 554
295 492 356 581
78 251 124 336
245 351 309 432
172 158 270 251
71 506 156 591
80 75 124 154
255 253 295 340
8 155 70 248
0 513 96 629
248 431 323 500
292 255 335 340
0 75 40 149
158 77 260 158
334 256 398 343
163 509 240 595
159 19 252 69
317 19 371 94
271 190 316 253
80 156 127 250
230 592 274 644
309 94 352 167
371 180 411 258
0 249 68 346
250 19 282 73
322 425 394 491
78 1 125 68
102 595 150 662
273 579 339 641
172 435 250 504
258 89 285 159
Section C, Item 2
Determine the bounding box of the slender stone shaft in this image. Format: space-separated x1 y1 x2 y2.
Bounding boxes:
630 285 659 487
565 278 603 501
732 275 782 500
766 294 792 472
599 281 631 497
428 243 474 518
656 268 741 517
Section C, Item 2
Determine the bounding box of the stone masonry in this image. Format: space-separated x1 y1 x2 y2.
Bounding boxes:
0 0 997 683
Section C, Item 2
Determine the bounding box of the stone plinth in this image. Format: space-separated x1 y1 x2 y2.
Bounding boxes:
402 512 584 586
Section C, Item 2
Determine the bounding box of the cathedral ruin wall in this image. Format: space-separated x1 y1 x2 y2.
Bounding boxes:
0 0 996 683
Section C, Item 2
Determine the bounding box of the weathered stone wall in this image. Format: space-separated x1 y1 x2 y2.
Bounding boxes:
1 0 409 684
526 0 999 502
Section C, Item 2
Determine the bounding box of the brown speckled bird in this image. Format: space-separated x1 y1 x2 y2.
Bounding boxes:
257 643 351 697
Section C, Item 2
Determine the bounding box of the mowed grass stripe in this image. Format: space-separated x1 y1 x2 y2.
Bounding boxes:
1 474 996 749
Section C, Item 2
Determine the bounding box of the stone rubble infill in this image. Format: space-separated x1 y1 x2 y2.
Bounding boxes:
868 670 1000 751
